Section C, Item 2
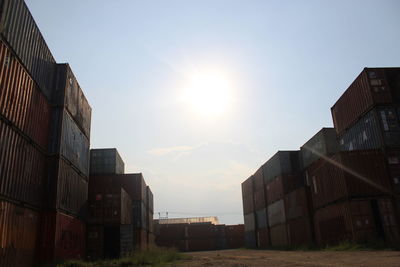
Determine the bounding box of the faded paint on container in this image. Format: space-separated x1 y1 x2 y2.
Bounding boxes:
0 120 46 207
387 150 400 194
244 213 256 232
270 224 288 247
284 187 311 221
37 212 86 263
262 151 302 182
339 107 400 151
0 200 39 267
314 200 377 246
287 217 313 246
256 208 268 229
257 227 270 248
268 199 286 227
331 68 400 135
378 198 400 243
225 224 244 249
309 150 391 209
242 194 254 215
241 175 253 197
49 109 90 176
0 41 50 149
301 128 339 168
245 230 257 249
90 148 125 175
53 64 91 138
0 0 56 100
45 156 88 217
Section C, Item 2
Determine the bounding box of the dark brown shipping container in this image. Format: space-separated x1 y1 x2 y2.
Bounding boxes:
187 224 218 238
384 150 400 194
253 167 264 190
241 175 253 197
331 67 400 135
256 208 268 229
267 199 286 227
187 238 217 251
0 0 56 100
133 228 147 250
314 200 377 246
90 148 125 175
0 40 50 149
284 187 311 221
242 194 254 215
378 198 400 243
253 167 266 210
37 212 86 263
156 224 187 241
266 174 304 205
86 225 103 260
0 200 39 267
245 230 257 249
45 156 88 217
0 120 46 207
286 217 313 246
263 151 302 182
53 64 91 138
147 231 156 249
256 227 270 248
225 224 245 249
244 213 256 232
308 150 391 209
270 224 288 247
146 185 154 212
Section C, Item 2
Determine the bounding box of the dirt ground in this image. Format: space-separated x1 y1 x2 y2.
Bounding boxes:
174 249 400 267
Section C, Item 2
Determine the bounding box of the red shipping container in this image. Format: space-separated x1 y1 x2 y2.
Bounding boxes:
0 200 39 267
266 174 304 205
257 227 270 248
0 120 46 207
331 68 400 135
37 212 86 263
308 150 391 209
266 176 284 204
0 41 51 150
225 224 245 249
286 217 313 246
270 224 288 247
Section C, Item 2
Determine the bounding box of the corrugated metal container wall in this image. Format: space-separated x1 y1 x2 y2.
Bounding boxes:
89 148 125 175
133 228 147 250
49 109 90 176
0 0 56 100
309 150 391 209
0 120 46 207
245 230 257 249
266 175 304 205
187 224 218 238
38 212 86 263
262 151 301 182
314 200 377 246
256 227 270 248
253 168 266 210
287 217 313 246
284 187 311 221
121 188 133 224
244 213 256 232
53 64 91 138
242 195 254 215
45 157 88 217
146 186 154 212
120 225 134 257
133 200 147 229
188 238 217 251
256 208 268 229
270 224 288 247
225 225 245 249
339 107 400 151
241 175 253 197
121 173 147 202
0 201 39 267
386 150 400 194
156 224 186 241
0 41 50 149
378 198 400 243
86 225 103 260
268 199 286 227
331 68 400 135
301 128 339 168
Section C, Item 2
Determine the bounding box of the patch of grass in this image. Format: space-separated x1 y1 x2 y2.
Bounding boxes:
52 247 188 267
324 240 400 251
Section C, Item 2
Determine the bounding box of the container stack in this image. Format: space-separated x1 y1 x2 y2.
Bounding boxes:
253 167 269 248
38 63 91 263
87 149 154 258
241 176 256 248
146 186 155 248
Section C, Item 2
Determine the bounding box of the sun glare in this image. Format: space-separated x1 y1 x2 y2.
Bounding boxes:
181 71 233 118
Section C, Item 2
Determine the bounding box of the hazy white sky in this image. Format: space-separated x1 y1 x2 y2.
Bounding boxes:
26 0 400 224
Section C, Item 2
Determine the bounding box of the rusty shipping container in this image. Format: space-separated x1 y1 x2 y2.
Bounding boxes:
88 188 132 225
133 200 147 229
187 224 218 238
134 228 148 250
387 150 400 194
53 64 91 138
0 40 51 150
147 209 154 233
268 199 286 227
301 128 339 169
253 167 266 210
0 0 56 100
270 223 288 247
332 68 400 135
155 223 187 241
308 150 392 209
225 224 244 249
0 120 46 207
256 227 270 248
37 212 86 263
287 217 314 246
284 187 312 221
0 200 39 267
265 174 304 204
49 108 90 176
314 200 378 246
90 148 125 175
147 231 156 249
262 151 302 182
339 106 400 151
45 156 88 217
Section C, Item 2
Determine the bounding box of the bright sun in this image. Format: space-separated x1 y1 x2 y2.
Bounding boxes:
181 71 233 118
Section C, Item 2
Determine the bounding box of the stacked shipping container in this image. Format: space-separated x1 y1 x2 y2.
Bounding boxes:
241 176 256 248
